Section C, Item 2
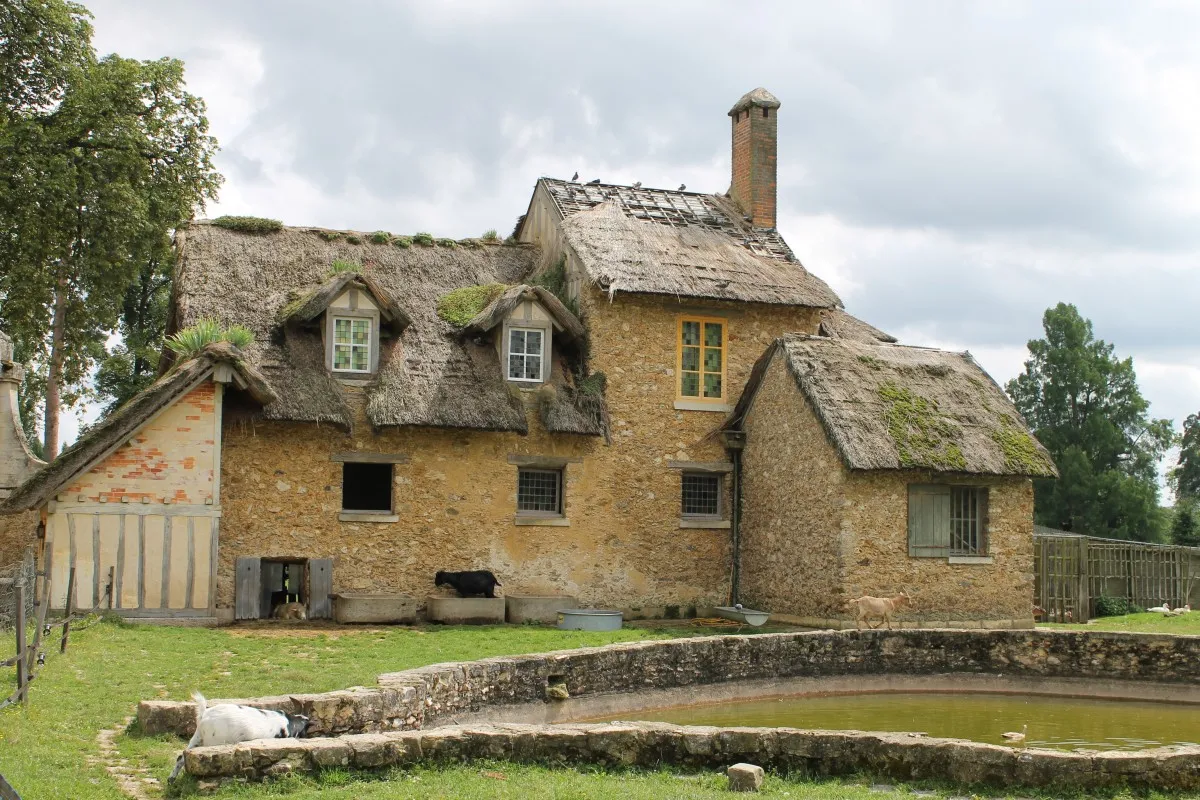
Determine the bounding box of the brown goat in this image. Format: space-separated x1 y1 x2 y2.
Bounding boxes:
846 593 912 630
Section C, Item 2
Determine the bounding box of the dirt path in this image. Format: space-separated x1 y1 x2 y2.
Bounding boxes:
92 718 159 800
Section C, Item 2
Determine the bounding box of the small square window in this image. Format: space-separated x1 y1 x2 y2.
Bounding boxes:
332 316 372 373
517 468 562 515
508 327 544 382
342 462 392 512
682 473 721 517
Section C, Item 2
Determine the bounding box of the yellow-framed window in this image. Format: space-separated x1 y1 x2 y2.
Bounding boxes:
677 316 726 401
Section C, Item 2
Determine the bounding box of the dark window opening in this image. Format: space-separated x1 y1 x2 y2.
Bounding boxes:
262 558 306 619
682 473 721 517
762 107 769 118
517 468 562 515
342 462 392 512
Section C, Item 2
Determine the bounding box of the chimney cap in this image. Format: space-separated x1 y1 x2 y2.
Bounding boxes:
729 87 781 116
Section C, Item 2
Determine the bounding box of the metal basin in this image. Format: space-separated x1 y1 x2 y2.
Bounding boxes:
714 606 770 626
557 608 623 631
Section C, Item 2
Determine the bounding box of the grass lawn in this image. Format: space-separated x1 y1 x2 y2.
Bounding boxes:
0 618 1185 800
1039 611 1200 635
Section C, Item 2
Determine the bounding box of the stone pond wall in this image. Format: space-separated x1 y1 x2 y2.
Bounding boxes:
141 628 1200 791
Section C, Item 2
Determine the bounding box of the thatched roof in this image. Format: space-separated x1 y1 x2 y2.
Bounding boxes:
461 284 586 343
728 335 1057 478
2 343 275 512
280 271 411 328
171 223 548 433
818 308 897 344
559 200 841 307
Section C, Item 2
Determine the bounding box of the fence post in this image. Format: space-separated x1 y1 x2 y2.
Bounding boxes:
14 586 26 704
1076 536 1090 623
0 771 21 800
25 548 52 679
60 567 75 655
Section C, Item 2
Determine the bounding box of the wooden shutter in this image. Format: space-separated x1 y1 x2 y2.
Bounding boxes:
908 485 951 557
234 557 261 620
307 558 333 619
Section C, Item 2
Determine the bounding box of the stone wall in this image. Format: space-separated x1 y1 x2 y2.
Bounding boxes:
841 471 1035 624
216 291 821 614
140 629 1200 791
739 350 845 617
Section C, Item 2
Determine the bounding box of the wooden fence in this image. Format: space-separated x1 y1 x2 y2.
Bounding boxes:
1034 533 1200 623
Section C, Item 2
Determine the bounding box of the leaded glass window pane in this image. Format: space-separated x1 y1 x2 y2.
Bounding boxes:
704 322 722 347
682 321 700 346
703 373 722 398
681 372 700 397
682 473 721 517
331 316 372 373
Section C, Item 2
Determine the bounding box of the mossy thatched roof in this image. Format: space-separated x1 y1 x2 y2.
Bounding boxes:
728 335 1057 477
171 222 553 433
2 343 275 512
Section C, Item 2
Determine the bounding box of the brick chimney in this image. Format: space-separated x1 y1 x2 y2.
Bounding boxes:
728 87 781 230
0 330 44 499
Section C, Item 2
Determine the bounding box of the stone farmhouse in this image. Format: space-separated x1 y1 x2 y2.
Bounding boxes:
0 89 1056 628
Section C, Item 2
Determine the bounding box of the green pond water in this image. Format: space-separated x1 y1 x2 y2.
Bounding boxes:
613 692 1200 751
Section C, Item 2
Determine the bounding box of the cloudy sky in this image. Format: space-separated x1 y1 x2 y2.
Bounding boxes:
65 0 1199 486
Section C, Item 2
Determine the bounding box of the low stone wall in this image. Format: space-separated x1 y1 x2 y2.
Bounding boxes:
182 722 1200 792
140 628 1200 791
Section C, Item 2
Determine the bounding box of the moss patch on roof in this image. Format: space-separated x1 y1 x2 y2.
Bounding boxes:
211 215 283 234
992 413 1056 476
879 381 967 471
436 284 509 327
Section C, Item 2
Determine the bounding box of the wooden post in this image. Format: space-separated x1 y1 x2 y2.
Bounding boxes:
14 586 26 704
1076 536 1090 624
107 566 115 609
0 771 21 800
26 548 52 677
60 567 75 655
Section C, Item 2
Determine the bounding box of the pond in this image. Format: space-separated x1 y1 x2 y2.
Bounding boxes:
609 691 1200 751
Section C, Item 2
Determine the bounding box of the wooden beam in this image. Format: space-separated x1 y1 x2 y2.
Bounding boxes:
506 454 582 468
667 460 734 473
330 452 410 464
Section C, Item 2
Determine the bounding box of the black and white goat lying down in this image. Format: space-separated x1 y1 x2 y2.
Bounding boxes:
168 692 309 782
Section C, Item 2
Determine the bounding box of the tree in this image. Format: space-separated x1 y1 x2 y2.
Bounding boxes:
0 1 221 458
1007 303 1173 541
1172 413 1200 503
1171 503 1200 548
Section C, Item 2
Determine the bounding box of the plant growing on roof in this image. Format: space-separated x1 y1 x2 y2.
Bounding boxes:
369 230 391 244
412 232 434 246
392 236 412 248
435 284 508 327
878 381 966 470
344 234 362 245
315 230 342 242
328 258 359 276
481 229 499 242
211 216 282 234
436 237 458 248
165 319 254 359
532 255 580 318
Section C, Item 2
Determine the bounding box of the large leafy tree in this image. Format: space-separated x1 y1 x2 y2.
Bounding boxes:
1172 413 1200 503
0 0 221 458
1007 303 1173 541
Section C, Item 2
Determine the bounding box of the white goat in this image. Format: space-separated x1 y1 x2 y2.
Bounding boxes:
168 692 309 782
847 592 912 630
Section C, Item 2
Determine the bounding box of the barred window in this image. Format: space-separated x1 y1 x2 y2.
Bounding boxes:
908 485 988 557
517 468 562 515
681 472 721 517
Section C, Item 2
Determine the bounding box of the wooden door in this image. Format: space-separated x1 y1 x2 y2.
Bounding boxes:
235 556 261 620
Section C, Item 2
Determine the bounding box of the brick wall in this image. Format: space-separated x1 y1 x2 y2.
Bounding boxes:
62 382 218 505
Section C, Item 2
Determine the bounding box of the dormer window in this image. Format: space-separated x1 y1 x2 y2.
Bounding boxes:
507 327 544 382
332 316 372 373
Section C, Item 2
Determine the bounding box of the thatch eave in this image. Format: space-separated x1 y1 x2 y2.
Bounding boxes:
461 284 586 343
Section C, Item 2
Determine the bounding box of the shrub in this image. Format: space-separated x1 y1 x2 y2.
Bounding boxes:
211 215 283 234
345 235 362 245
369 231 391 244
436 284 507 326
436 237 458 248
166 319 255 359
1095 595 1133 618
315 230 342 242
329 258 358 276
413 232 435 246
393 236 412 249
481 229 499 242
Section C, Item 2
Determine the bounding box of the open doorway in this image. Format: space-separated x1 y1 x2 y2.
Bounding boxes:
234 556 332 620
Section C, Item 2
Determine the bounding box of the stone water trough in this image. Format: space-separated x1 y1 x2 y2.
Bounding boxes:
138 628 1200 792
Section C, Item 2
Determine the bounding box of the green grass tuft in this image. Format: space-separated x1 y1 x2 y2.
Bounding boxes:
315 230 342 242
436 237 458 248
412 232 435 246
165 319 256 359
369 231 391 244
392 236 412 248
329 258 359 276
345 235 363 245
211 215 283 234
481 229 499 242
436 284 508 326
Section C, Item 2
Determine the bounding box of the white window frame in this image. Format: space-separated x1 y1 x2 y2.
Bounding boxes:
331 315 373 374
507 326 545 383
